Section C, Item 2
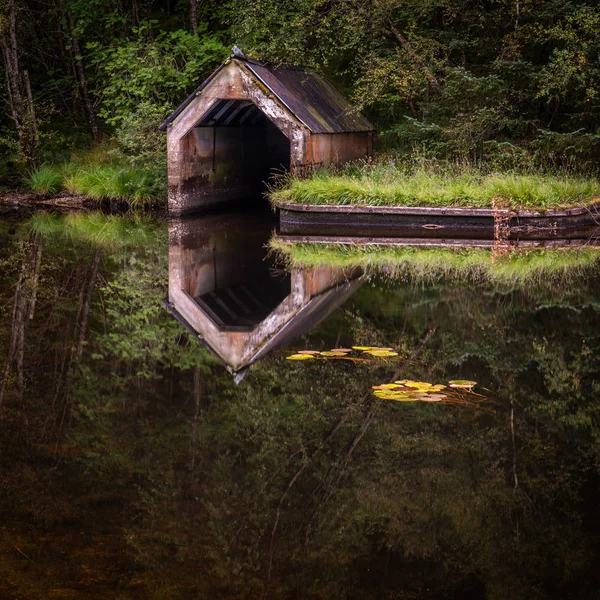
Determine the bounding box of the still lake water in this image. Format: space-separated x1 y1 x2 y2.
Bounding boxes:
1 206 600 599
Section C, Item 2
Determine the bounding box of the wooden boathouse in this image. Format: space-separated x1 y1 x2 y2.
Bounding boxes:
160 49 375 215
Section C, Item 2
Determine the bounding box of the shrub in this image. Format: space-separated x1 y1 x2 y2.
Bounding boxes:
114 102 167 171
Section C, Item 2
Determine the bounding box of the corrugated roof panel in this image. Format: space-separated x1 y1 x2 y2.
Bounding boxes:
244 61 374 133
161 55 375 134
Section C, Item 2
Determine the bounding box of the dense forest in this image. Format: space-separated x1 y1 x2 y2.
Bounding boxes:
2 0 600 186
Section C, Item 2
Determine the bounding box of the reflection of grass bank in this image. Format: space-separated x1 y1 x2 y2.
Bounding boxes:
24 148 165 207
271 162 600 210
271 239 600 284
26 211 162 249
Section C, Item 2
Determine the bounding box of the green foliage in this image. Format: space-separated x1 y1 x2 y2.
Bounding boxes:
88 25 228 126
536 7 600 111
3 0 600 176
113 102 168 170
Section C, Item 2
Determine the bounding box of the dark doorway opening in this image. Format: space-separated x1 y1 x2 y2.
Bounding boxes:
186 99 290 206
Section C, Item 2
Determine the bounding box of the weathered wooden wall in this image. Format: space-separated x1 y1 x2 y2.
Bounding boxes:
301 132 373 169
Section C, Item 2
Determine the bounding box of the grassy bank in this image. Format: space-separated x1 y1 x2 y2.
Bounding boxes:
271 161 600 210
271 239 600 285
24 148 165 208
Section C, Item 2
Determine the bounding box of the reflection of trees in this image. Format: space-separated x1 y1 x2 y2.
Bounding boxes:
1 222 600 598
0 232 42 409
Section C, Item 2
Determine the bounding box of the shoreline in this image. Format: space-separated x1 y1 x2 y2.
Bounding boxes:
0 190 91 210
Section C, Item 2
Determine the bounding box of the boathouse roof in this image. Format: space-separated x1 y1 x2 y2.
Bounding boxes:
160 54 375 134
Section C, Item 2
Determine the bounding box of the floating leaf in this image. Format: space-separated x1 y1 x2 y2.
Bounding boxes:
286 354 315 361
448 380 477 389
396 380 433 390
331 348 353 352
297 350 320 355
352 346 373 351
422 394 447 402
366 350 398 357
320 351 348 357
374 379 448 403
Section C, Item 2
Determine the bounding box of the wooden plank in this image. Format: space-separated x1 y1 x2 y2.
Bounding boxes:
278 205 600 240
274 235 600 248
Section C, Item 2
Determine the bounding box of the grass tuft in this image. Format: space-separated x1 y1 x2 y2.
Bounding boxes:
25 166 64 195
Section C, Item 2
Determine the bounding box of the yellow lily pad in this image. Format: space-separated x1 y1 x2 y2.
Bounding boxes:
286 354 315 361
297 350 320 355
366 350 399 357
320 351 348 357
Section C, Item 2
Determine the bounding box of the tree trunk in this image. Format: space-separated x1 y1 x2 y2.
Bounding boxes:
67 12 99 140
75 250 101 361
189 366 201 485
23 69 39 145
189 0 198 34
0 235 41 409
132 0 141 27
0 0 38 161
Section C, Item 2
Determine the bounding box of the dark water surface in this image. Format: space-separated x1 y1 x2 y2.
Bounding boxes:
1 207 600 599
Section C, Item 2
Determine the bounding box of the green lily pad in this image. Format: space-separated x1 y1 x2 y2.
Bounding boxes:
448 380 477 389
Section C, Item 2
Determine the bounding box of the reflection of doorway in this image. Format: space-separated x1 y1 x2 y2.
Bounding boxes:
180 99 290 207
166 209 363 373
195 269 291 330
171 209 291 331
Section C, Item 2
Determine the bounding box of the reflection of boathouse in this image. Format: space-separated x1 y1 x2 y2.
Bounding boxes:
160 50 375 215
164 212 361 376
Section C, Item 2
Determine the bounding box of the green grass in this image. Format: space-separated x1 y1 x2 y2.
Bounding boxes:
25 166 64 194
271 239 600 285
62 165 160 205
271 162 600 210
24 147 165 207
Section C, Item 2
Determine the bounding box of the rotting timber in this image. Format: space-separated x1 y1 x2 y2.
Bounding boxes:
276 202 600 246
